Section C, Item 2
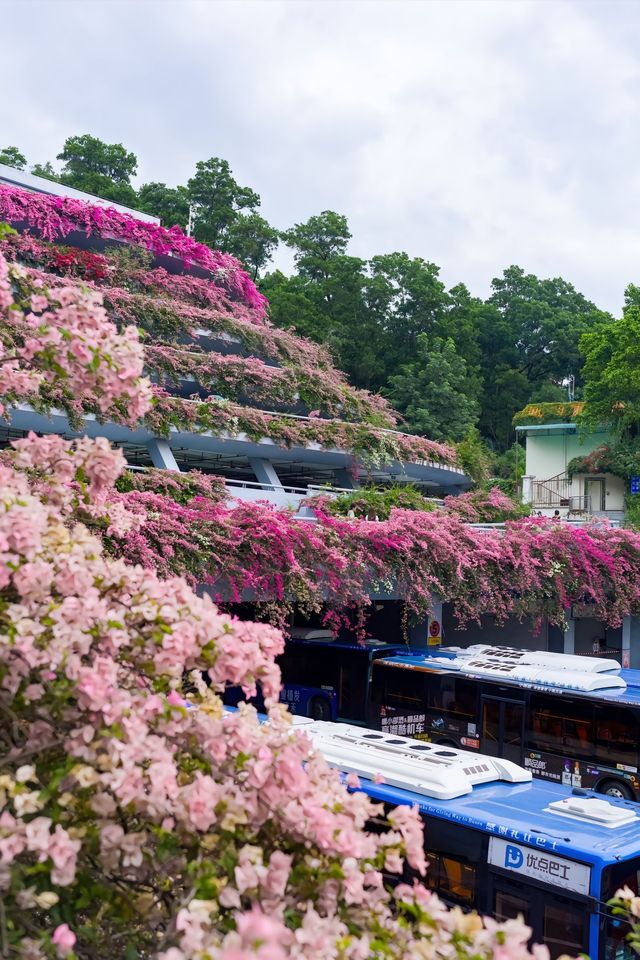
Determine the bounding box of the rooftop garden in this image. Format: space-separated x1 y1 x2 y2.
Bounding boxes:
0 191 460 468
512 401 585 427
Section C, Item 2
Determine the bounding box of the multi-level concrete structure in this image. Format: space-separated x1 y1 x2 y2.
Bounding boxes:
0 165 469 515
4 167 638 663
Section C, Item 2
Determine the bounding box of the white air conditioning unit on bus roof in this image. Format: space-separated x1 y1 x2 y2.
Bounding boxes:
454 645 622 676
302 721 531 801
455 659 627 692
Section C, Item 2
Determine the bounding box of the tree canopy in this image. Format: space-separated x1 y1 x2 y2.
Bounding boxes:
0 145 26 170
388 334 479 441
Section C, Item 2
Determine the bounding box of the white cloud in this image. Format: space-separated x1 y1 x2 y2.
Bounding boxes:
1 0 639 312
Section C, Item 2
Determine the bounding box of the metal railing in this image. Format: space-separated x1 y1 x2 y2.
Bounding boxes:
566 495 592 515
531 473 572 508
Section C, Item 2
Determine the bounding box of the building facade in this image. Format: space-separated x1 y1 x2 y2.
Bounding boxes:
515 404 625 522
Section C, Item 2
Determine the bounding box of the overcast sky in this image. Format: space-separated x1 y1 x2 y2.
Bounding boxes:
2 0 640 314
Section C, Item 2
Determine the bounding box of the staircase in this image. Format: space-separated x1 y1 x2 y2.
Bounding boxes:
531 474 593 515
531 473 572 509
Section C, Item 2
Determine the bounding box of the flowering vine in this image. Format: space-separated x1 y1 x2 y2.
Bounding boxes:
0 247 555 960
0 183 267 313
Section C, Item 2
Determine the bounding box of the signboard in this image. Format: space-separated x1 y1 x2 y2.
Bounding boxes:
631 476 640 495
427 619 441 646
488 837 591 895
381 712 426 737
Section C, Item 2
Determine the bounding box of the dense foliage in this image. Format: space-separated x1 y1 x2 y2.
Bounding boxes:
0 244 564 960
0 208 458 469
90 480 640 634
4 135 620 456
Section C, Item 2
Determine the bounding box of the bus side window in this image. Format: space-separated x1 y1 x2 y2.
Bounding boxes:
429 677 475 719
528 698 561 750
562 702 594 757
596 708 640 767
440 856 476 903
383 668 425 709
425 850 476 905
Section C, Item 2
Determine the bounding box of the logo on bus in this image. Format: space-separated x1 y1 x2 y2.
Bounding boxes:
505 845 524 869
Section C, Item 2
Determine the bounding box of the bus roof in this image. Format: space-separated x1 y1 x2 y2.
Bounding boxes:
297 717 640 867
353 774 640 868
374 650 640 706
286 637 403 655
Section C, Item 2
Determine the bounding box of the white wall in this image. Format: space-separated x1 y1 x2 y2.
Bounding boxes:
525 429 610 479
524 427 625 513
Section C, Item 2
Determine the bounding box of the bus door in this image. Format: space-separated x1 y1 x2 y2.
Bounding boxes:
480 697 524 764
489 874 588 960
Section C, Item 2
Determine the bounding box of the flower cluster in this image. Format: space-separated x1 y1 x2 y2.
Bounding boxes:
443 486 528 523
92 485 640 631
0 235 556 960
0 230 112 280
146 392 456 467
2 232 408 431
1 252 152 425
0 183 267 313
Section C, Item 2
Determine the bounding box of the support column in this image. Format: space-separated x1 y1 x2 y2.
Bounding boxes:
147 438 180 472
522 475 534 505
334 468 358 490
249 458 283 491
621 615 640 669
408 601 443 651
563 618 575 654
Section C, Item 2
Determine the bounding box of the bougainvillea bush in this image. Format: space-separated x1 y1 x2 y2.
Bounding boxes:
442 486 530 523
0 247 560 959
0 220 462 468
0 183 267 313
93 478 640 634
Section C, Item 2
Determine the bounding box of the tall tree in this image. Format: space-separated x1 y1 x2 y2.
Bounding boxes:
478 266 611 449
364 253 449 379
55 134 139 206
137 181 190 230
187 157 259 249
226 212 280 279
580 284 640 433
0 146 26 170
388 334 479 441
282 210 351 280
271 212 379 385
30 161 58 181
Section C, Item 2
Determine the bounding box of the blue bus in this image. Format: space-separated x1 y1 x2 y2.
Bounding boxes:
301 718 640 960
225 632 402 722
369 645 640 801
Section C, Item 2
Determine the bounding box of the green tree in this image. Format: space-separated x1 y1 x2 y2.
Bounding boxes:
490 266 607 384
227 212 280 278
137 181 190 230
388 334 479 441
282 210 351 280
0 146 26 170
30 161 59 181
477 266 610 449
259 270 327 340
187 157 259 249
364 252 449 378
55 134 139 206
580 284 640 432
272 212 379 386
